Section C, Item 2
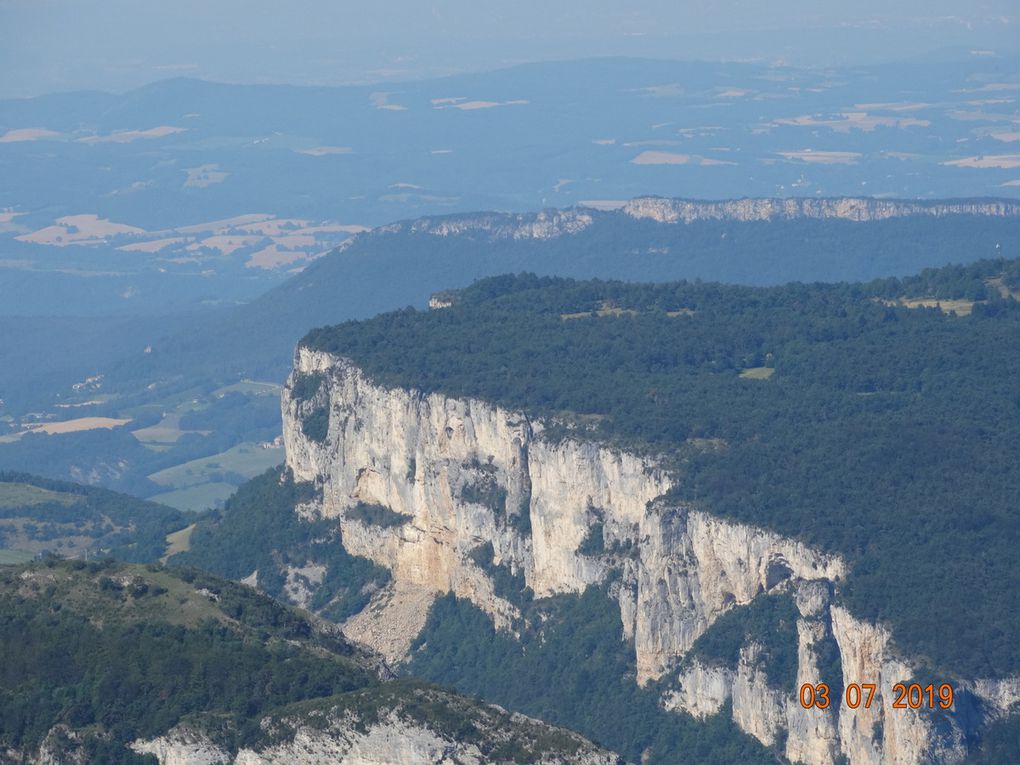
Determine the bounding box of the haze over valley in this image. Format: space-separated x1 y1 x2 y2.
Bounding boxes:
1 3 1019 764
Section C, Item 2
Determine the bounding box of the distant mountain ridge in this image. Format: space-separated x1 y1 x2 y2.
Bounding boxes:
618 195 1020 223
363 195 1020 245
6 196 1020 502
102 194 1020 392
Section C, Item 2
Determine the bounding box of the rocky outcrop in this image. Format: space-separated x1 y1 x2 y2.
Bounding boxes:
132 731 228 765
620 196 1020 224
132 706 619 765
282 349 1017 765
377 208 595 241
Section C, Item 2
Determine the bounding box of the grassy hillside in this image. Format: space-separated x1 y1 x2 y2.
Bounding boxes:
0 472 187 562
303 259 1020 679
0 559 374 762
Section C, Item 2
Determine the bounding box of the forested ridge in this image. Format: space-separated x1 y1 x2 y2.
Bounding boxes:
0 559 603 764
303 257 1020 679
0 560 375 762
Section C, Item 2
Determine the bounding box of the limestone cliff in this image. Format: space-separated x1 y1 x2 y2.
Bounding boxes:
620 196 1020 224
282 349 1019 765
373 208 595 242
337 197 1020 252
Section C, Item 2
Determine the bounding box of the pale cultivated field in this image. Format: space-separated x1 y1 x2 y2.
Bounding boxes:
774 112 928 132
854 102 931 112
0 128 60 142
132 410 209 444
432 98 528 111
974 82 1020 92
17 214 145 245
631 151 691 165
943 155 1020 169
235 219 307 236
78 126 186 144
0 417 134 442
268 234 316 248
183 164 228 188
631 151 735 166
118 237 186 253
947 109 1020 123
297 146 352 156
778 150 861 165
246 244 308 269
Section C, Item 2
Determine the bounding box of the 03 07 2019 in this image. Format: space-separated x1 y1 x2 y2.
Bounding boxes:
798 682 955 710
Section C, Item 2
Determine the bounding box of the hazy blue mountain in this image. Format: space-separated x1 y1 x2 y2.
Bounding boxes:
2 55 1020 320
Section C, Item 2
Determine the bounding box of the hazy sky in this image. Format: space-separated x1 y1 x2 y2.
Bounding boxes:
0 0 1017 97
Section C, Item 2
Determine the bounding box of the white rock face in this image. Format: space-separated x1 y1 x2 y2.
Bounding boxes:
620 196 1020 224
663 660 733 718
282 350 1016 765
377 209 595 241
282 563 326 609
235 715 480 765
132 732 230 765
132 710 619 765
634 506 843 682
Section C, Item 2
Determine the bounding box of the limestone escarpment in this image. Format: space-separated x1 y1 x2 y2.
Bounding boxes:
620 196 1020 224
376 208 596 241
283 349 1018 765
335 196 1020 255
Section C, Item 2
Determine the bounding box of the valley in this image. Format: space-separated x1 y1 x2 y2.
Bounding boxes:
2 43 1020 764
2 197 1019 512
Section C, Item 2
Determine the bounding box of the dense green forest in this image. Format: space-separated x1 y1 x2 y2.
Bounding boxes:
105 213 1020 397
173 468 391 621
0 560 375 762
0 559 613 764
0 472 187 562
407 588 776 765
304 259 1020 679
4 211 1016 501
